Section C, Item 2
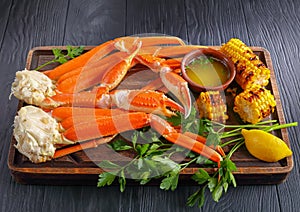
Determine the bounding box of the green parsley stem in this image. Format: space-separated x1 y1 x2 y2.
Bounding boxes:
35 60 55 71
180 157 198 170
220 132 241 139
220 127 242 135
220 137 244 147
263 122 298 132
212 120 277 130
227 140 245 159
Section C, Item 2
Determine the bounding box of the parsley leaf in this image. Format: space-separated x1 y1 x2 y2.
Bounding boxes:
166 106 199 133
35 45 84 70
212 183 223 202
206 132 221 147
187 187 206 208
131 131 138 149
160 172 179 191
118 170 126 192
136 144 150 156
188 157 237 208
97 172 116 187
52 48 63 59
67 45 84 58
108 139 132 151
192 169 210 185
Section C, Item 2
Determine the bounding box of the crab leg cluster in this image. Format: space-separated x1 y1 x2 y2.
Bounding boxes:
11 36 207 117
11 36 224 165
14 106 223 165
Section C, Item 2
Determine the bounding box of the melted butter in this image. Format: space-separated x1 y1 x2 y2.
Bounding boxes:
186 56 229 87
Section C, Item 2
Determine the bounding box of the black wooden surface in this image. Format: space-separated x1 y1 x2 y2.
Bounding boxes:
1 0 299 211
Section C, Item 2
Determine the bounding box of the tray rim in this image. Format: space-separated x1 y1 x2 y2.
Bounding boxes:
7 45 294 179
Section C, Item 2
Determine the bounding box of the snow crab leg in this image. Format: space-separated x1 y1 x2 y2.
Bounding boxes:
51 107 127 121
56 40 142 93
139 45 207 57
62 112 223 168
52 107 128 129
52 135 117 159
41 89 184 117
13 106 223 166
44 36 186 80
11 36 188 109
183 131 226 157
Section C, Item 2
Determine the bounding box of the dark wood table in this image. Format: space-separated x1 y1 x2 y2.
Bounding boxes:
1 0 299 211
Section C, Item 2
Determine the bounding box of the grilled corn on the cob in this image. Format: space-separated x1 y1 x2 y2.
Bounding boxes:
196 91 228 123
220 38 270 89
233 85 276 124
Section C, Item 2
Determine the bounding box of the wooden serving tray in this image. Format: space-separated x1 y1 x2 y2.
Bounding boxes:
8 46 293 185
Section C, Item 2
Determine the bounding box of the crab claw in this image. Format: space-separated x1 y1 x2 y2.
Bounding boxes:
109 89 184 117
159 67 192 118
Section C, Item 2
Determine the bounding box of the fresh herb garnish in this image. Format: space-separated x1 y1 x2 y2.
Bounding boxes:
186 120 297 208
96 116 297 208
97 129 199 192
35 45 84 70
166 106 199 133
187 144 240 207
108 139 132 151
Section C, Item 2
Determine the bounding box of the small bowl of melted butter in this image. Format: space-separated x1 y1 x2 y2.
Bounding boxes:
181 48 235 92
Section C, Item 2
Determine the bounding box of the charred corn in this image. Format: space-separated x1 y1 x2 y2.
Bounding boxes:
196 91 228 123
234 85 276 124
220 38 270 89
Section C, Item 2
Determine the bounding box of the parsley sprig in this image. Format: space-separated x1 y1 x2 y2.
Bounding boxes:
96 109 297 208
187 144 241 207
35 45 84 70
97 129 183 191
186 119 297 208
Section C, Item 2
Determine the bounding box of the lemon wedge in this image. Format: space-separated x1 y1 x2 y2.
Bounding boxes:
241 129 292 162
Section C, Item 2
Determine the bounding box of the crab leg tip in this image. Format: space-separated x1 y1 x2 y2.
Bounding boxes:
181 85 192 119
183 105 191 119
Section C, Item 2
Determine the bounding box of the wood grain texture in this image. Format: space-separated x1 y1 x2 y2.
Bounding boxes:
185 0 250 45
126 0 188 41
1 0 300 211
64 0 126 45
0 0 68 211
0 0 12 50
241 1 300 211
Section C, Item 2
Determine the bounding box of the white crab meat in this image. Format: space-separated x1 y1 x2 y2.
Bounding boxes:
13 105 72 163
11 69 56 106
